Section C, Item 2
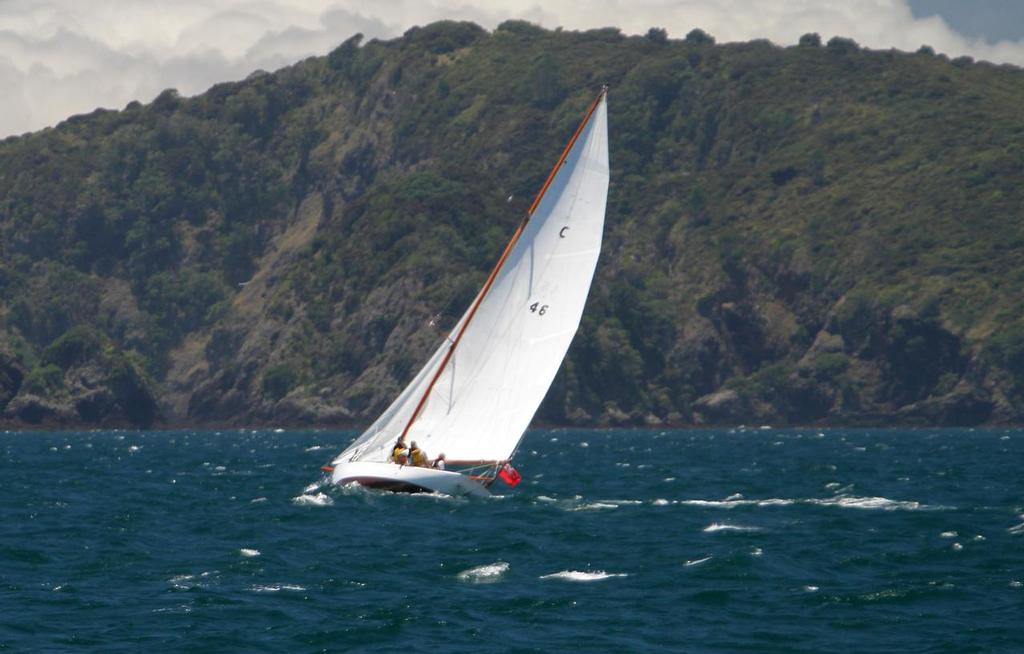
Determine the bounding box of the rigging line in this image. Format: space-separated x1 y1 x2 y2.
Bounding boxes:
399 87 608 442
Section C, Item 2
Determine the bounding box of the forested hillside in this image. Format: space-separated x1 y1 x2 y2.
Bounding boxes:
1 21 1022 429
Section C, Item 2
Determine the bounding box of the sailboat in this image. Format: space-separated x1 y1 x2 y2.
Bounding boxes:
326 88 609 496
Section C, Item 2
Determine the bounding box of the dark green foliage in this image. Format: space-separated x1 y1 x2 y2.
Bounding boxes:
646 28 668 44
813 353 850 381
262 364 298 401
984 323 1024 389
22 364 63 395
43 326 101 369
139 271 227 336
826 36 859 53
685 29 715 45
799 33 822 48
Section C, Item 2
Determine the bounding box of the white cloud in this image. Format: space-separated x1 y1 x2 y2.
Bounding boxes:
0 0 1022 138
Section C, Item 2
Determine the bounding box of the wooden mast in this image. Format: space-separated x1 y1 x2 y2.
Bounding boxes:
398 87 607 443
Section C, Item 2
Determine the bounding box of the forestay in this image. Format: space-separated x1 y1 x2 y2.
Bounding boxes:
334 92 609 466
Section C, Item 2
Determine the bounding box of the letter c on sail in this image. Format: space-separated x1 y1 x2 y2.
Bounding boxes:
559 226 569 238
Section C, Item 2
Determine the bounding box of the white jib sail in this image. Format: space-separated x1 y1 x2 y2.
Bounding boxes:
334 93 609 466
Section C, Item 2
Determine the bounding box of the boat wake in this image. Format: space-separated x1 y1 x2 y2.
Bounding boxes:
292 492 333 507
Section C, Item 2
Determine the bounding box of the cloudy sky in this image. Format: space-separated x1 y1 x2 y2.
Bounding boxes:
2 0 1023 138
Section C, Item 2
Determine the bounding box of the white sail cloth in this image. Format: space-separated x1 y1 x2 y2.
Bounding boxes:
334 95 609 466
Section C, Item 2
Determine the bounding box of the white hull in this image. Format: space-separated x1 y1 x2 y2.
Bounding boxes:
331 461 490 497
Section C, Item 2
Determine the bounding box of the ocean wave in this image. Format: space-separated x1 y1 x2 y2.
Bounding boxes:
540 570 628 582
684 556 712 567
807 496 938 511
168 571 217 590
240 548 261 557
249 584 305 593
570 502 619 511
456 562 509 583
292 492 333 507
703 523 761 533
681 498 796 508
671 495 946 511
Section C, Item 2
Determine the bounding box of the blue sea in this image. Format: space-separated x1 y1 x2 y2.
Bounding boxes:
2 428 1023 652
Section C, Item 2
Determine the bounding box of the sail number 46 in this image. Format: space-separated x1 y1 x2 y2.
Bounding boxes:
529 302 549 316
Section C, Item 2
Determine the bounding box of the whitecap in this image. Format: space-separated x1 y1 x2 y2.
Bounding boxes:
240 548 261 557
952 542 963 551
456 562 509 583
304 445 325 452
273 428 285 433
652 498 671 506
940 531 957 538
725 493 744 501
1011 580 1022 588
540 570 628 582
292 492 333 507
250 497 267 503
750 547 763 557
571 502 619 511
168 572 218 590
803 585 819 592
684 556 712 567
250 584 305 592
303 483 320 493
680 498 795 508
128 445 141 452
703 523 761 533
809 496 941 511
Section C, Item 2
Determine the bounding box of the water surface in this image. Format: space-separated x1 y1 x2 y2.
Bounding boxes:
2 428 1023 652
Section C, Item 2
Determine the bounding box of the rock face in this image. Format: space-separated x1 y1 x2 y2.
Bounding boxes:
0 348 25 414
694 389 746 424
1 329 159 429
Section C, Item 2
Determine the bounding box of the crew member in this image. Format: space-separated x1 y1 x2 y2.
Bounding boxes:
432 453 446 470
409 441 428 467
391 436 409 465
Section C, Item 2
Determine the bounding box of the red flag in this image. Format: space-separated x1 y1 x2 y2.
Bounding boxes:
498 463 522 487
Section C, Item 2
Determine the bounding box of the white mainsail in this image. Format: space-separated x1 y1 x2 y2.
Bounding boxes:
333 90 609 469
